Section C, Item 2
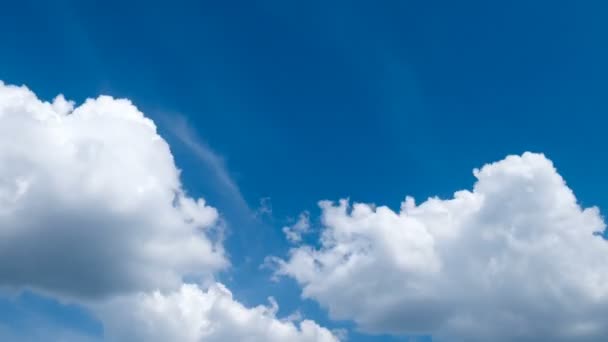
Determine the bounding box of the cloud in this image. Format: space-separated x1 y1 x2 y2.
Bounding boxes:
0 81 339 341
0 81 225 299
163 114 252 217
274 153 608 341
283 211 311 243
96 283 338 342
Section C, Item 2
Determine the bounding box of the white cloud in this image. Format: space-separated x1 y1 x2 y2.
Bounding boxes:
0 81 339 342
0 81 225 299
283 211 311 243
97 283 338 342
274 152 608 341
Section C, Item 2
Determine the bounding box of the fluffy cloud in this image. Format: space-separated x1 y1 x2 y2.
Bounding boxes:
0 81 339 341
275 153 608 341
0 81 225 299
97 283 338 342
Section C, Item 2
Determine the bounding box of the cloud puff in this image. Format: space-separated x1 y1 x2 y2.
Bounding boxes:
283 211 311 243
97 283 338 342
0 82 226 299
275 153 608 341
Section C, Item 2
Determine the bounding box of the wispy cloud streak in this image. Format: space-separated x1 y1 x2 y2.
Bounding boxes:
162 115 252 219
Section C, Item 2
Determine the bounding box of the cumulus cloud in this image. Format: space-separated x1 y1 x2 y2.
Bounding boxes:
0 81 225 299
274 153 608 341
0 81 339 341
97 283 338 342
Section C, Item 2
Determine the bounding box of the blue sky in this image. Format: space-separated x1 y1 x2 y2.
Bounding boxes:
1 1 608 341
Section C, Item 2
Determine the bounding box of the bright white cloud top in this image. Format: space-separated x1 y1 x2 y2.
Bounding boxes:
0 81 338 342
275 152 608 341
0 81 225 298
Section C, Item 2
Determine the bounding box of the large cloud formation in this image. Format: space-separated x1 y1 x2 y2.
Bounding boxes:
0 81 224 298
0 81 338 341
275 153 608 341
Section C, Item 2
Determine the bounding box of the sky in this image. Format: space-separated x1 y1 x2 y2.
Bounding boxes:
1 1 608 341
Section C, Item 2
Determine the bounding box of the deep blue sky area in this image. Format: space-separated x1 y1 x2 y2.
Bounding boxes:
1 1 608 341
